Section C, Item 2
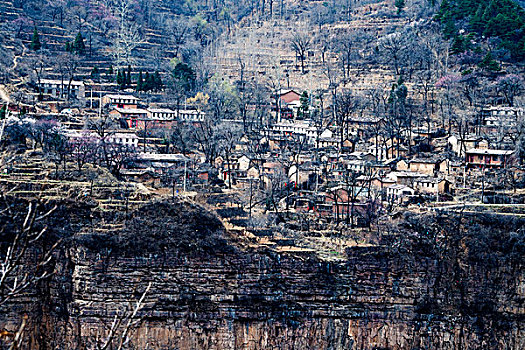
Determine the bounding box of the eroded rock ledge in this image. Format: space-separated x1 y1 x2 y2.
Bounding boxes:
2 199 524 349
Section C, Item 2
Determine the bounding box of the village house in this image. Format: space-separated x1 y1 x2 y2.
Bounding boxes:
346 116 384 138
272 120 317 144
102 94 140 109
369 161 396 176
318 136 339 149
448 135 487 157
396 158 446 176
259 161 285 188
261 161 283 176
288 162 319 187
321 153 343 171
386 171 429 187
370 175 397 192
64 130 139 149
147 108 176 120
135 153 189 173
177 109 206 123
234 135 250 152
246 166 260 179
386 184 415 203
348 151 376 162
413 177 452 195
466 148 514 169
237 155 252 171
345 159 369 173
107 132 140 149
39 79 86 100
481 106 523 128
410 127 440 142
143 108 178 129
110 108 149 128
323 187 371 223
367 140 408 160
271 89 302 120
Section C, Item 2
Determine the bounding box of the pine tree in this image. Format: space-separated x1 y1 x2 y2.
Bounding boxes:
65 42 71 53
299 91 309 118
442 13 457 40
172 62 196 93
136 71 144 92
144 72 151 91
148 73 156 92
117 70 123 89
0 105 6 120
30 27 41 51
395 0 405 14
108 66 114 82
482 0 498 24
451 35 469 54
154 71 163 91
91 67 100 81
126 65 132 88
479 51 501 72
72 32 86 55
469 5 485 33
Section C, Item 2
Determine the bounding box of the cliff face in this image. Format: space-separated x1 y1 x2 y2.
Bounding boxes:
2 199 524 349
54 248 523 350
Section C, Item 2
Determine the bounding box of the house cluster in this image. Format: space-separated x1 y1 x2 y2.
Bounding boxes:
19 89 210 184
209 101 523 225
23 78 525 226
104 94 205 130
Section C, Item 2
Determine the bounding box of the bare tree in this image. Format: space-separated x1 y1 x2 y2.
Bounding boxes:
88 114 118 169
335 90 359 149
0 195 58 306
95 282 152 350
69 132 99 172
217 122 242 189
56 53 80 101
112 0 143 67
164 17 190 58
291 34 311 74
377 32 407 76
497 75 524 107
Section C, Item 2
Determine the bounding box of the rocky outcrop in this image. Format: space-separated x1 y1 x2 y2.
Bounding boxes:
2 199 524 349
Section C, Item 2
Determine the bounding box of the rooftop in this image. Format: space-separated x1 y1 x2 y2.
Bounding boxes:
104 94 140 101
466 148 514 156
113 108 148 114
148 108 175 113
138 153 189 162
40 79 84 86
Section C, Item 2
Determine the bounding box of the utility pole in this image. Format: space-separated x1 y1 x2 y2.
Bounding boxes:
481 164 486 204
172 173 175 199
249 177 253 221
463 165 466 189
183 159 187 193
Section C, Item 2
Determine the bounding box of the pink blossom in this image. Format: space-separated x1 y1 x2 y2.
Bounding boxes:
435 75 461 89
